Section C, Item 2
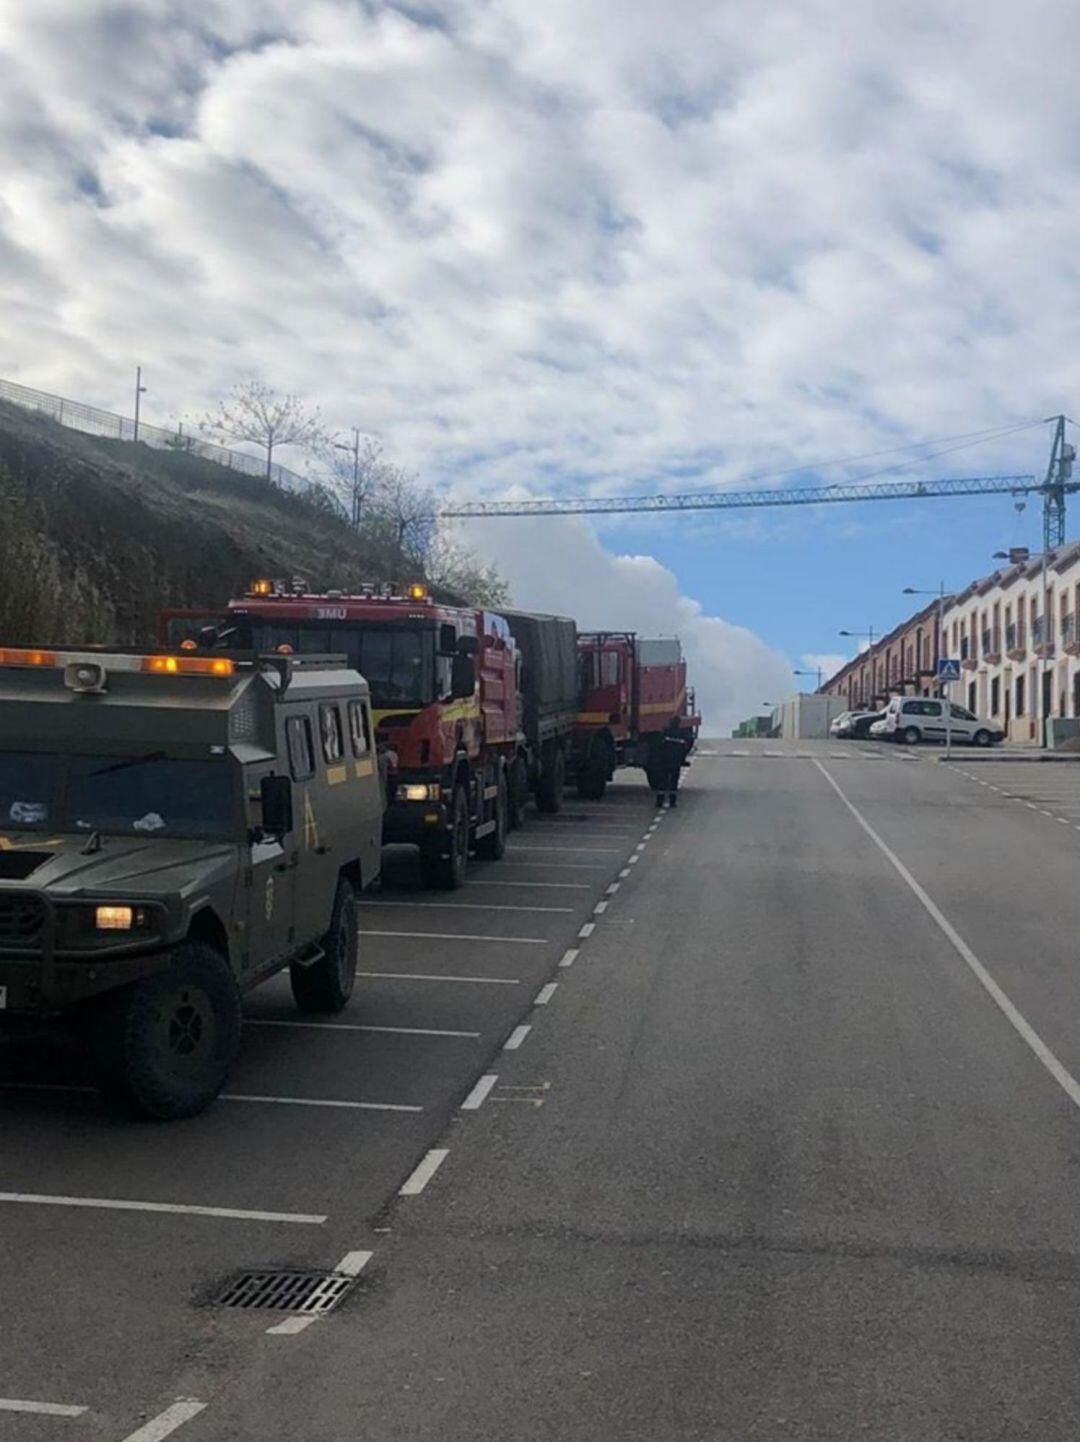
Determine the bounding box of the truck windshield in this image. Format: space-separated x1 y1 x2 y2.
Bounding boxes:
0 752 56 829
243 622 435 705
64 757 235 840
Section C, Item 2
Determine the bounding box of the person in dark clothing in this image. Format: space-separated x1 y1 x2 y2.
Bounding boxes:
656 718 689 808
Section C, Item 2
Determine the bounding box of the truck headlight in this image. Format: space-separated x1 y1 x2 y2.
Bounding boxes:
95 905 148 931
397 783 442 803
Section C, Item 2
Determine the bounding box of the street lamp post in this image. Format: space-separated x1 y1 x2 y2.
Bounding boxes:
793 667 824 690
839 627 875 708
334 429 362 527
133 366 147 443
903 583 951 756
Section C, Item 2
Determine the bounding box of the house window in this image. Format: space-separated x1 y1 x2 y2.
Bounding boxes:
991 677 1000 716
1016 674 1026 717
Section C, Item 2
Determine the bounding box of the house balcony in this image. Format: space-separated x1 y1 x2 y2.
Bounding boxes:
1063 615 1080 656
981 629 1002 663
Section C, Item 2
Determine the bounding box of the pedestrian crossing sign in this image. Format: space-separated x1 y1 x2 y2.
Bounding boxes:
937 657 962 682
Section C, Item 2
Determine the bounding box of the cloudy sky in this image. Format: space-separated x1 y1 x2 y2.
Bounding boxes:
3 0 1079 729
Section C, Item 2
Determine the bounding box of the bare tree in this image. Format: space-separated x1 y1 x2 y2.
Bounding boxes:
366 464 438 573
424 524 510 607
199 380 326 480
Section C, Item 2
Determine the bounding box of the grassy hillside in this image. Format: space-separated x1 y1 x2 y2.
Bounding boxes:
0 402 446 646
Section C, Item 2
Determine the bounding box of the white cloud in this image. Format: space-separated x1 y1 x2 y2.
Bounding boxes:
2 0 1080 692
461 515 792 732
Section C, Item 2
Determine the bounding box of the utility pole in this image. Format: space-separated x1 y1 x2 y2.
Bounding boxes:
133 366 147 443
334 428 362 527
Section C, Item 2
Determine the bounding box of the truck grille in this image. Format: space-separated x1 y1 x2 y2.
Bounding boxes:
0 892 46 944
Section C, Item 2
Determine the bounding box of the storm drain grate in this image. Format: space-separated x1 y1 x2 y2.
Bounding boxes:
214 1269 358 1315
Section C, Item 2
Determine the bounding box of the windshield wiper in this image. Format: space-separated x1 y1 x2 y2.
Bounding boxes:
89 751 167 778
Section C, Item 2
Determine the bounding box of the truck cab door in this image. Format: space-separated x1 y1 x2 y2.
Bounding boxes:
246 827 298 969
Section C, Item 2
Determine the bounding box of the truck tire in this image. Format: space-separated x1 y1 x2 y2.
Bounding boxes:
476 770 508 859
290 878 358 1013
577 740 608 800
421 782 469 889
536 745 565 814
92 940 241 1121
508 755 528 830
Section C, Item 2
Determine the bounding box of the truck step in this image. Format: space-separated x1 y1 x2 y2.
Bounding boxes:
290 943 326 971
473 820 497 840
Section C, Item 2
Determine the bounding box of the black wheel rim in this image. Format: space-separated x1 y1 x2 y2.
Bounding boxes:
151 986 215 1078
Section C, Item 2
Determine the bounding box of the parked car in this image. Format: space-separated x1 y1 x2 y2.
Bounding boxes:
829 711 854 738
881 696 1004 747
849 710 885 739
869 717 889 739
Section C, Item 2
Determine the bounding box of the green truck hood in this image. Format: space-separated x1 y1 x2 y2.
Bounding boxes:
0 833 239 899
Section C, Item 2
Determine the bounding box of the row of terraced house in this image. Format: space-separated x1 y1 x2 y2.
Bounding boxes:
821 542 1080 746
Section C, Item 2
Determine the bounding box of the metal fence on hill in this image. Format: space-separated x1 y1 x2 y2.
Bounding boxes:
0 375 311 494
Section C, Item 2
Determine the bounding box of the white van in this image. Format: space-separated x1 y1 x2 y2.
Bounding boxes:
882 696 1004 747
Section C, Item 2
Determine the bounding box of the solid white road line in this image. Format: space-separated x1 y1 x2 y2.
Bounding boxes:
578 922 595 939
461 1074 498 1110
363 929 547 945
534 982 558 1005
0 1191 325 1224
223 1094 421 1113
504 1025 531 1050
245 1019 480 1038
814 759 1080 1118
267 1250 374 1335
360 900 572 914
358 970 519 985
399 1150 450 1196
559 948 579 968
0 1399 87 1417
120 1401 207 1442
593 900 608 914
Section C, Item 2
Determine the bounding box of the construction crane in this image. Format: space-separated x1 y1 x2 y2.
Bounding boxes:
441 415 1077 551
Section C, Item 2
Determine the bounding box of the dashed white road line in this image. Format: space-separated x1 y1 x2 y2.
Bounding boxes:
0 1399 87 1417
398 1150 450 1197
606 882 621 895
267 1250 374 1335
119 1401 207 1442
534 982 558 1005
358 970 519 985
628 855 639 865
815 759 1080 1119
363 929 548 945
461 1074 498 1111
618 868 631 879
559 948 579 968
245 1019 480 1039
0 1192 325 1225
593 901 608 915
360 901 572 914
503 1025 532 1050
578 922 595 939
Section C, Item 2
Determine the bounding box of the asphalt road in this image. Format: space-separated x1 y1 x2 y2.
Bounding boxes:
9 741 1080 1439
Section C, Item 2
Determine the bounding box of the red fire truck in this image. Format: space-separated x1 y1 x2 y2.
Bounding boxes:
163 583 574 888
573 633 701 798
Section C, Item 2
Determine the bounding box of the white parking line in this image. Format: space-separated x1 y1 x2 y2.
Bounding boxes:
497 861 608 870
0 1399 87 1417
469 880 590 889
578 922 595 939
815 760 1080 1120
245 1019 480 1038
363 930 547 945
461 1074 498 1110
360 901 572 914
1059 817 1071 824
120 1401 207 1442
222 1094 421 1114
534 982 558 1005
267 1250 374 1335
506 846 623 854
559 948 579 968
0 1192 325 1224
399 1150 450 1197
504 1025 532 1050
358 971 519 985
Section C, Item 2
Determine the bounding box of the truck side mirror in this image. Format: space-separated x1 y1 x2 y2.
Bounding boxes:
451 654 476 699
257 773 293 842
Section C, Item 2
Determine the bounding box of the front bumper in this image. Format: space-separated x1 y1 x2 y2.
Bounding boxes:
0 894 173 1013
382 783 448 846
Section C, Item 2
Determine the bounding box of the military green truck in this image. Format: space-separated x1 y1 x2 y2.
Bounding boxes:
0 645 383 1119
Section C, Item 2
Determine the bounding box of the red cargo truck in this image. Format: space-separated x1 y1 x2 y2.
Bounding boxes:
573 632 700 798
